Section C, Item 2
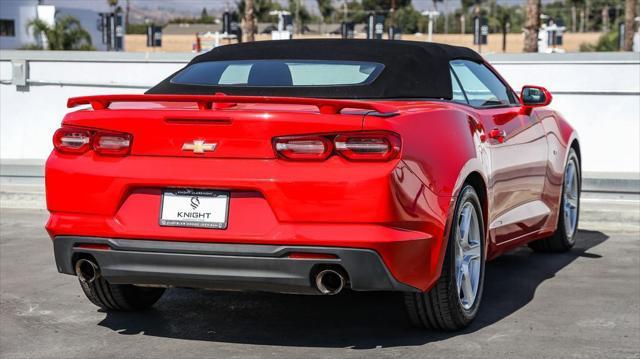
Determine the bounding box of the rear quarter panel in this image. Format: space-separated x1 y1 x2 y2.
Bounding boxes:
365 103 488 197
364 102 490 285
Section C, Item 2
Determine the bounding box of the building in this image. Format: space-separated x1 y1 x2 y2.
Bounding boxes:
0 0 109 51
0 0 40 49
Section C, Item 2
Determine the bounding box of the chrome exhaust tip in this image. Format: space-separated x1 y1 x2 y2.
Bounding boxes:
75 258 100 284
315 269 345 295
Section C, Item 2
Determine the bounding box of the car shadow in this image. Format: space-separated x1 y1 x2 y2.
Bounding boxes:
98 230 609 349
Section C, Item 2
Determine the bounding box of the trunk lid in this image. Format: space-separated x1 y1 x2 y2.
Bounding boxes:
62 102 368 159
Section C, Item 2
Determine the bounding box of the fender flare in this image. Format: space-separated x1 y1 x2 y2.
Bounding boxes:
430 157 490 290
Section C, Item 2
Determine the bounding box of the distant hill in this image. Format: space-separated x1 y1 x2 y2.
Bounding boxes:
127 4 201 24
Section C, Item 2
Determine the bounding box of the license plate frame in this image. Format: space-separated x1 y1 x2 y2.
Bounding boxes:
159 189 230 229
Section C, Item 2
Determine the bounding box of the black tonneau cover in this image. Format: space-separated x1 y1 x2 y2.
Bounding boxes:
147 39 483 100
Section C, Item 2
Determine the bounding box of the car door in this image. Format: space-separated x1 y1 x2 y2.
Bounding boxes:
451 60 549 244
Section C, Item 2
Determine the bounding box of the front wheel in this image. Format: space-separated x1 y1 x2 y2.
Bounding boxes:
529 148 580 253
404 185 485 330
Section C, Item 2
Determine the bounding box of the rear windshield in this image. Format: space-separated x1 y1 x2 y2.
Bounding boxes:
170 60 385 87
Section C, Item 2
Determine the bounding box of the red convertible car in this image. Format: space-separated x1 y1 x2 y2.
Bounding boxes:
45 40 581 330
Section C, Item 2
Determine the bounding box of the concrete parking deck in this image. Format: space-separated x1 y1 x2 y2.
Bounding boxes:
0 207 638 359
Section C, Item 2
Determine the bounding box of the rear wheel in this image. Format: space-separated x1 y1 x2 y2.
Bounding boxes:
78 272 165 311
404 185 485 330
529 148 580 253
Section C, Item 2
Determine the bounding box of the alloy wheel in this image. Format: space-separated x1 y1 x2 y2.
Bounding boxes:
454 202 482 310
563 159 579 240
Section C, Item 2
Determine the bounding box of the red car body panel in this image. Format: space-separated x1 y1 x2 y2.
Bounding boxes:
47 37 583 295
45 91 578 292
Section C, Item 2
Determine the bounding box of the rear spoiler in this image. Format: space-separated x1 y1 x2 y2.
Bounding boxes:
67 94 399 116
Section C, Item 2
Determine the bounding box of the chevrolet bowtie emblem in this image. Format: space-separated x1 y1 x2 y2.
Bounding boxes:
182 140 217 154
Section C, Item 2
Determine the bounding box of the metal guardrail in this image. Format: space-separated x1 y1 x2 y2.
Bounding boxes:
545 90 640 95
7 81 638 96
0 50 195 63
1 50 638 95
1 49 638 63
24 79 150 89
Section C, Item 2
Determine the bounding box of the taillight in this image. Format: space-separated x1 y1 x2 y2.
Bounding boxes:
53 127 92 154
274 136 333 161
273 131 401 162
53 126 132 156
334 132 401 161
93 132 132 156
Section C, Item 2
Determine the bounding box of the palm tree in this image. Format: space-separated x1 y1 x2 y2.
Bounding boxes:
28 16 94 50
523 0 540 52
565 0 584 32
459 0 476 34
624 0 637 51
495 5 511 52
244 0 256 41
317 0 334 29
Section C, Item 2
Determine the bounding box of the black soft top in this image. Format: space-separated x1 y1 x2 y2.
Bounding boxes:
147 39 483 100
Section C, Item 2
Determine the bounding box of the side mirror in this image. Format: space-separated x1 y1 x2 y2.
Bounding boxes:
521 85 552 107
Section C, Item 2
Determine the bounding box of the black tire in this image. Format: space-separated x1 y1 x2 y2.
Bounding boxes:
529 148 580 253
79 275 165 311
404 185 486 330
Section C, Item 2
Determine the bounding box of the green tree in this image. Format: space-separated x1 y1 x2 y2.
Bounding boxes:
580 29 619 51
200 7 214 23
289 0 315 32
542 0 626 33
493 5 510 51
565 0 584 32
343 1 367 23
27 16 94 50
458 0 480 33
361 0 412 12
237 0 282 22
461 0 476 11
125 23 147 34
317 0 335 23
390 6 424 33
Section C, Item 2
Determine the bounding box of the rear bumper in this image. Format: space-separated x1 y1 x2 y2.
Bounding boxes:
46 153 452 291
54 236 419 294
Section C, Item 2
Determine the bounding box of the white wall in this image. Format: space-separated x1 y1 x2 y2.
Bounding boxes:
489 53 640 174
0 51 188 161
1 51 639 175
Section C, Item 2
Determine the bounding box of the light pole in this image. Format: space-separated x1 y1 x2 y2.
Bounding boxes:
421 11 440 42
269 10 292 39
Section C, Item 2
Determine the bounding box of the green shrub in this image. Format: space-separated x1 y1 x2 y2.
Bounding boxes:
580 30 619 52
